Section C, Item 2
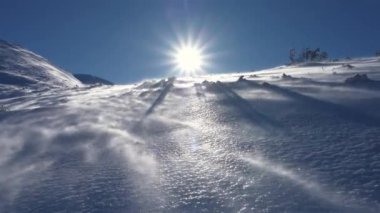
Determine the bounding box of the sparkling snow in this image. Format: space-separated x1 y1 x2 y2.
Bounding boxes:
1 56 380 212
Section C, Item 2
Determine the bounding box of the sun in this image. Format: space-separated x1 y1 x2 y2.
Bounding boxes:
174 45 204 73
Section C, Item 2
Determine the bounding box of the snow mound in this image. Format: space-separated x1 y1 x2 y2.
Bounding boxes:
345 74 371 84
0 40 82 91
281 73 294 80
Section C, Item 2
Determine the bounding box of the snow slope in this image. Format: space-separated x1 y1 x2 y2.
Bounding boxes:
0 40 82 98
1 57 380 212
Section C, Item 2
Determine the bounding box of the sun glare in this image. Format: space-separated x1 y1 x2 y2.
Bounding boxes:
174 45 204 73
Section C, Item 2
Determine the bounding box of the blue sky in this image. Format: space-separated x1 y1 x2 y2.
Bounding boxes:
1 0 379 83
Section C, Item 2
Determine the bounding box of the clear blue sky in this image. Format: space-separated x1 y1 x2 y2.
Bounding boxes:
1 0 379 83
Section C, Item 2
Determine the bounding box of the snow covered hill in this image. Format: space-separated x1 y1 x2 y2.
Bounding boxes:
0 40 82 98
1 57 380 212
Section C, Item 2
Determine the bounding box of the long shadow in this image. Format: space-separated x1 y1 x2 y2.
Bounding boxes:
194 83 206 99
345 78 380 91
144 78 174 116
243 80 380 127
210 81 284 131
280 76 342 87
285 75 380 91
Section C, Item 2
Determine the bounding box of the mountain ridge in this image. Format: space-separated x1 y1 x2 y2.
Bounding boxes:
0 39 83 98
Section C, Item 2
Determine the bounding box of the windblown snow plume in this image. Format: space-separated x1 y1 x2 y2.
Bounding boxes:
0 40 82 98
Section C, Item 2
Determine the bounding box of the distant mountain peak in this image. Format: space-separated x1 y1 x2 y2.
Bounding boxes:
73 74 113 85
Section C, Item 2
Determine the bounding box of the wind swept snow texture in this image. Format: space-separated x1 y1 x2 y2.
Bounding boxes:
1 58 380 212
0 40 82 98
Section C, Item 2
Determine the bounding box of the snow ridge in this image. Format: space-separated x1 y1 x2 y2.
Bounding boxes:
0 40 82 95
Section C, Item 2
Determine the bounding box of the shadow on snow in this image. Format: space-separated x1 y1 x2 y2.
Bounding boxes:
242 79 380 127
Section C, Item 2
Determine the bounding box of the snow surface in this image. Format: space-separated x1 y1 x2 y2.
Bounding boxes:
1 57 380 212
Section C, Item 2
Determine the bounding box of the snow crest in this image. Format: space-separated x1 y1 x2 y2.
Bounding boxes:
0 40 82 95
